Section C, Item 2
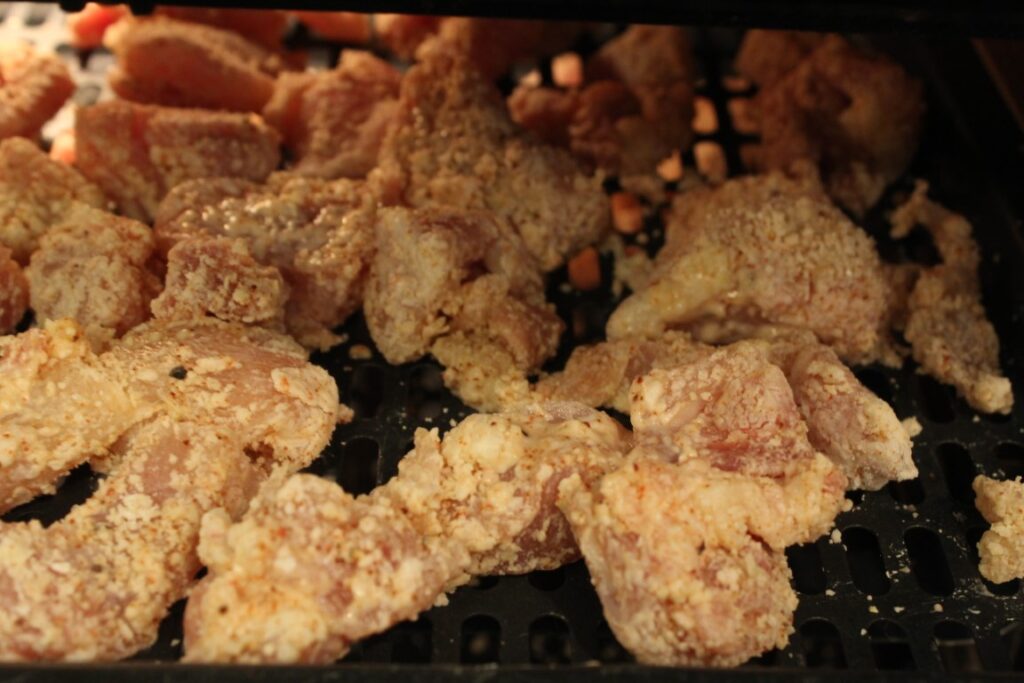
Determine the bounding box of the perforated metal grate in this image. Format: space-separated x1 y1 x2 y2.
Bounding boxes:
3 5 1024 676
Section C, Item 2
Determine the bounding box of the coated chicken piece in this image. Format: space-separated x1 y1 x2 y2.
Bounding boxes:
0 317 340 514
0 42 75 141
374 14 442 59
290 11 371 43
733 29 825 88
263 51 401 179
105 16 287 112
973 475 1024 584
890 182 1012 414
151 236 289 329
538 331 916 490
509 25 695 176
559 458 799 667
384 403 630 578
0 137 107 263
26 203 160 350
607 169 896 365
0 246 28 333
155 7 288 49
0 418 261 661
155 174 375 350
183 475 458 663
75 100 281 221
364 207 561 410
558 345 849 666
373 45 609 272
737 32 924 215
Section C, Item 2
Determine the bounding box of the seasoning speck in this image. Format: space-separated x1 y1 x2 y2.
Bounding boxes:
169 366 188 380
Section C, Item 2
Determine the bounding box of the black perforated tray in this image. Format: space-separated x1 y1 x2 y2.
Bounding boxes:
2 5 1024 680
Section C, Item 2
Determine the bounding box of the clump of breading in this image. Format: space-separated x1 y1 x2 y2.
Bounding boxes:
0 42 75 141
890 181 1012 414
364 206 562 410
0 137 107 263
183 474 460 664
26 203 161 350
974 475 1024 584
105 16 287 112
263 51 401 179
75 100 281 221
0 246 28 333
152 236 289 329
509 25 695 177
736 31 924 215
155 173 375 350
373 44 609 272
607 169 896 365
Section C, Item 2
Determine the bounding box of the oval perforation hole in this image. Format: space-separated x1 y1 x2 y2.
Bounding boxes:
937 443 976 503
869 620 915 671
460 615 501 664
349 365 385 418
854 367 894 403
339 437 380 495
595 620 631 663
843 527 890 596
905 527 955 596
469 575 499 591
888 478 925 505
966 527 1019 595
995 442 1024 480
799 619 847 668
529 566 566 591
786 543 827 595
529 615 572 664
917 375 955 423
934 621 982 673
406 365 445 423
24 3 50 26
390 619 432 663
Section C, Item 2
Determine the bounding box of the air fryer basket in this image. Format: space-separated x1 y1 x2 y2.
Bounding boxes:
2 3 1024 680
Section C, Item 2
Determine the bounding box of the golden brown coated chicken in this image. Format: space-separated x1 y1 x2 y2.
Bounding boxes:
364 207 562 410
0 246 28 334
151 236 289 329
26 203 160 350
559 344 849 666
0 317 341 515
0 418 262 661
105 16 287 112
607 169 896 365
183 401 629 663
373 45 609 272
537 330 916 491
737 31 924 215
263 51 401 179
973 475 1024 584
890 182 1012 414
509 25 696 176
75 101 281 221
0 43 75 141
155 174 375 350
0 137 107 263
